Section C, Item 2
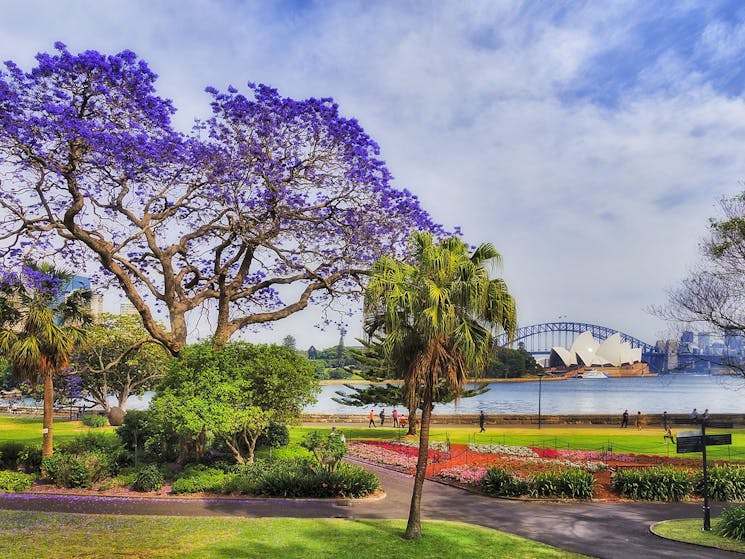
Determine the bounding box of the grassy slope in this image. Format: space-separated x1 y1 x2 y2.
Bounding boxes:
0 511 587 559
651 519 745 554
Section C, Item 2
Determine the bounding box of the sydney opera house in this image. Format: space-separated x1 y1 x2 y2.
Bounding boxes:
548 332 648 376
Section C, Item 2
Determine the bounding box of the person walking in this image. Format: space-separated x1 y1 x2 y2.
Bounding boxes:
392 408 399 428
379 408 386 427
636 411 642 430
662 410 669 431
664 426 675 444
368 409 376 428
691 408 698 422
479 410 486 433
702 408 709 422
621 409 629 428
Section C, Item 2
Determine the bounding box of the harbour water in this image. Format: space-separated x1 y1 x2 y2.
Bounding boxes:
306 374 745 415
6 374 743 416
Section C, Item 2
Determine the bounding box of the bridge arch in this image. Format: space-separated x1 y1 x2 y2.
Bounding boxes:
495 321 656 354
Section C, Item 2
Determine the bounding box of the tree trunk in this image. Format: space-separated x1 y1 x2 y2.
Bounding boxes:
404 389 432 540
42 372 54 458
407 406 417 435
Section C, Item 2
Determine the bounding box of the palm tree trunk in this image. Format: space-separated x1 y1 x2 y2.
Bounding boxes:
404 389 432 540
407 405 417 435
42 372 54 458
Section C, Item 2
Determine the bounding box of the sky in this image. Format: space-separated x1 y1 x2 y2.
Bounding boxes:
2 0 745 351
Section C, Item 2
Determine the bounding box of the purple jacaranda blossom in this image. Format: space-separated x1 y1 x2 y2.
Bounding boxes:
0 44 448 354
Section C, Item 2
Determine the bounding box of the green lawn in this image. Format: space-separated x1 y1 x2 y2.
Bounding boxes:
651 518 745 554
0 511 587 559
3 417 744 461
0 416 116 445
294 425 745 461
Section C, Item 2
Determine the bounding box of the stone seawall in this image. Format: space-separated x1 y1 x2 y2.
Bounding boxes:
302 413 745 427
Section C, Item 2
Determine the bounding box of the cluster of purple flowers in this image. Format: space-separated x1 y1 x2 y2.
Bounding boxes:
0 43 449 348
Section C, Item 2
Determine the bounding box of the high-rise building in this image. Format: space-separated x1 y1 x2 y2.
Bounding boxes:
120 301 138 315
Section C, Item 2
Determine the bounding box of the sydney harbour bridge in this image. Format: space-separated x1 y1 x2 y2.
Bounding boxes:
495 321 664 372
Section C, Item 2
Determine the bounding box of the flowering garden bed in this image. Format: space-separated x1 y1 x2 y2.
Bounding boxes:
347 440 719 501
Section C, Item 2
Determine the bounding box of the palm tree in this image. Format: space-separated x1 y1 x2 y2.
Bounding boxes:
364 232 516 540
0 262 92 457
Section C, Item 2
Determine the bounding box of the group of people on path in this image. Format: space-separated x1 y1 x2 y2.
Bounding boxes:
368 407 405 428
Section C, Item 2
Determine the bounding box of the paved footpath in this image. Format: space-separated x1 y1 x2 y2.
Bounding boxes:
0 462 740 559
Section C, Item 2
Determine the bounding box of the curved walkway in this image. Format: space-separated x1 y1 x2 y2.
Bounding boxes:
0 463 739 559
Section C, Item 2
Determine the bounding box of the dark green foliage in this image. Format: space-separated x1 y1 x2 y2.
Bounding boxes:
557 469 594 499
0 471 34 492
0 441 27 469
611 467 693 501
42 451 114 489
695 465 745 502
480 467 527 497
328 368 352 380
131 464 164 492
17 445 42 474
301 431 347 473
81 414 107 428
150 341 317 465
528 472 558 498
486 346 543 378
117 409 180 463
252 460 379 498
256 423 290 449
171 465 228 495
716 504 745 540
58 432 127 473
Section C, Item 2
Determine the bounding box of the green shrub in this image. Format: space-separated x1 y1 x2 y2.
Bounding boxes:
131 464 164 492
17 445 42 474
0 441 27 469
716 504 745 540
114 469 139 489
81 414 107 428
256 423 290 449
117 409 180 464
327 368 352 380
224 460 272 494
611 467 693 501
171 465 228 495
42 451 113 489
250 459 379 499
528 472 559 498
301 431 347 473
480 467 527 497
557 469 594 499
59 433 126 473
695 465 745 502
0 471 34 492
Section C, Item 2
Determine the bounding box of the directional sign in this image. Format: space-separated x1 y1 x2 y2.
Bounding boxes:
705 434 732 446
677 433 732 454
677 436 703 454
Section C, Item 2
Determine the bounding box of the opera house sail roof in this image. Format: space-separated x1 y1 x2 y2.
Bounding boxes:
550 331 642 368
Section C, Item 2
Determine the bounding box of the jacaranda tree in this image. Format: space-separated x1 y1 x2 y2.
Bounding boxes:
0 43 441 353
0 262 91 457
364 232 516 540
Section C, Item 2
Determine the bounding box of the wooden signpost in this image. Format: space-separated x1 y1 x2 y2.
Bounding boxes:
677 420 733 531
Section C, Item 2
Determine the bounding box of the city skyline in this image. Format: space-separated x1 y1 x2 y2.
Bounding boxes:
3 2 745 349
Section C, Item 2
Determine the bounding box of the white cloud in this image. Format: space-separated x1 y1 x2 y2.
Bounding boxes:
2 1 745 349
